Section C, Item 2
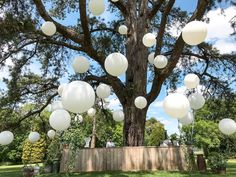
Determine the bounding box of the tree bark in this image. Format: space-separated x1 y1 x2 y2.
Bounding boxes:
123 1 149 146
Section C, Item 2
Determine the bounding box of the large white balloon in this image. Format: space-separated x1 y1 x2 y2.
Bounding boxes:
219 118 236 135
142 33 156 47
188 93 205 110
0 131 14 145
88 0 105 16
111 0 119 2
154 55 168 69
58 84 67 97
47 130 56 139
184 74 200 89
62 81 95 113
182 21 208 45
134 96 147 109
118 25 128 35
51 101 64 111
49 109 71 131
87 108 96 117
72 56 90 74
105 53 128 77
148 52 155 64
41 21 56 36
28 132 40 143
113 110 124 122
179 111 194 125
96 84 111 99
163 93 190 119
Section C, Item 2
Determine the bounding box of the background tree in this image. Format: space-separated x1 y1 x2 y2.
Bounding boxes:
145 117 166 146
181 97 236 158
0 0 235 146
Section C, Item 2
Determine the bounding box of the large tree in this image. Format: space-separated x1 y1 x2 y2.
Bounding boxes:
0 0 235 146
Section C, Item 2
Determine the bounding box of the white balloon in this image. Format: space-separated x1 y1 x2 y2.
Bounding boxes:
87 108 96 117
72 56 90 74
148 52 155 64
28 132 40 143
163 93 190 119
96 84 111 99
58 84 67 97
111 0 119 2
118 25 128 35
113 110 124 122
47 130 56 139
41 21 56 36
105 53 128 77
188 93 205 110
184 74 200 89
49 109 71 131
51 101 64 111
142 33 156 47
154 55 168 69
219 118 236 135
62 81 95 113
182 21 208 45
75 114 83 123
179 111 194 125
134 96 147 109
88 0 105 16
0 131 14 145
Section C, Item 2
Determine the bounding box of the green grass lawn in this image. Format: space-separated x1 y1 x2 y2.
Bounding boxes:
0 159 235 177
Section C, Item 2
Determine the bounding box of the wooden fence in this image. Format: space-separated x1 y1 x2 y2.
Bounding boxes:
60 146 187 172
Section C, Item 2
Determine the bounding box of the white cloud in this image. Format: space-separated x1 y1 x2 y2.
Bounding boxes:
152 101 163 108
169 6 236 54
206 6 236 54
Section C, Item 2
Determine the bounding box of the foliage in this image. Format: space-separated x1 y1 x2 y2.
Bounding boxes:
61 109 123 148
45 135 61 164
182 119 221 157
145 118 166 146
208 152 227 171
21 136 46 164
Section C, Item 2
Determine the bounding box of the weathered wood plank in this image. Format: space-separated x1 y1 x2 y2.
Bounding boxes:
60 146 187 173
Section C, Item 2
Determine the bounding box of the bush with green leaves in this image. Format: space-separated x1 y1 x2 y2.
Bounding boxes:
208 152 227 172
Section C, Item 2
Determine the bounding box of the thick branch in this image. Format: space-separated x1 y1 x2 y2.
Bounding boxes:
109 0 128 17
148 0 165 19
147 0 210 104
32 0 83 44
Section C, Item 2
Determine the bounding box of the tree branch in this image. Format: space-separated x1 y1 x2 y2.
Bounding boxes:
109 0 128 17
148 0 165 19
32 0 83 44
147 0 210 104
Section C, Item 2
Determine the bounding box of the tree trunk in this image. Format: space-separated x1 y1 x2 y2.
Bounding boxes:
90 116 96 148
123 1 149 146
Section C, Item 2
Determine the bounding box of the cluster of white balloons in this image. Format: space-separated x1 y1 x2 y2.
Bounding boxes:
219 118 236 135
41 21 56 36
0 131 14 145
148 53 168 69
28 132 40 143
182 21 208 46
105 52 128 77
113 110 124 122
142 33 156 47
72 56 90 74
47 130 56 139
163 73 205 126
89 0 119 16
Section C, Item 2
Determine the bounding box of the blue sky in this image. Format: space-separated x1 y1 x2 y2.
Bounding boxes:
0 1 235 136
